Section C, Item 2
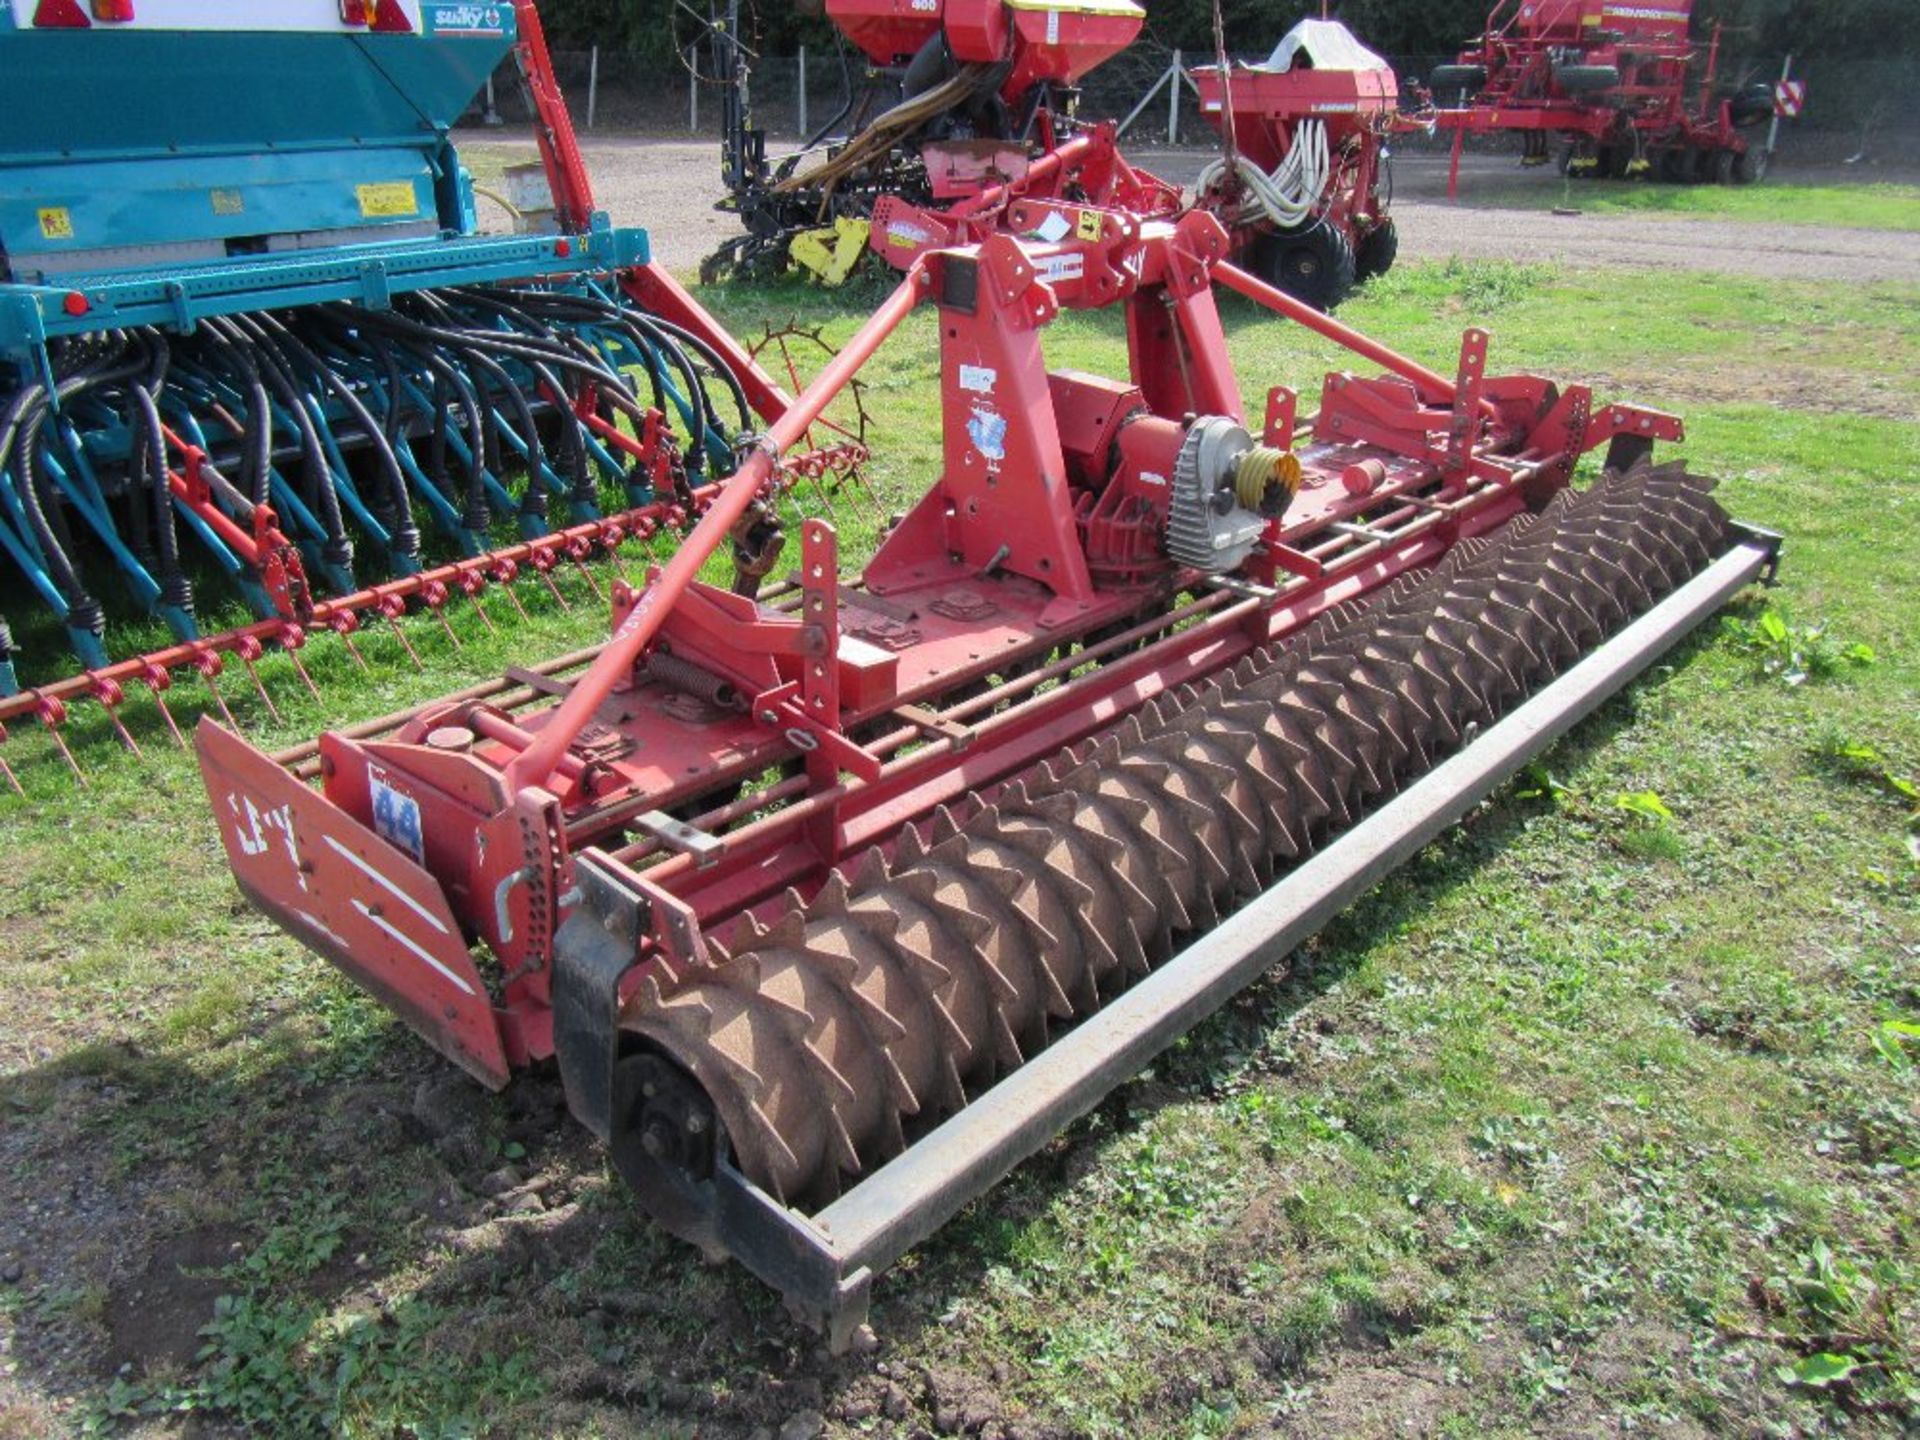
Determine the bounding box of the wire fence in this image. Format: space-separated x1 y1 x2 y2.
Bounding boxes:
475 43 1919 155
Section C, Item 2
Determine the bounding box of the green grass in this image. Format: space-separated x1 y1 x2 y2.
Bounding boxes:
1440 175 1920 231
0 257 1915 1438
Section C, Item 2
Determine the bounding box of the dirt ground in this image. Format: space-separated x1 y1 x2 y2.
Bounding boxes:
547 135 1920 283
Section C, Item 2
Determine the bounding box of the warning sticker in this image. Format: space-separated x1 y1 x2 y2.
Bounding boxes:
1035 252 1085 286
37 208 73 241
356 182 421 219
1076 210 1104 242
967 405 1008 464
369 765 426 864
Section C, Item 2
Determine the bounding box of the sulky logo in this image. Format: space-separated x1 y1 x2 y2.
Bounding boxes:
432 5 506 33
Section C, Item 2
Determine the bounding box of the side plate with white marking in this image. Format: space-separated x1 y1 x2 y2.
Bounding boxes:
196 717 509 1088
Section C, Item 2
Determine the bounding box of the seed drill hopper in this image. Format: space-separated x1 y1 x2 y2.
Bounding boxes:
1189 19 1427 311
200 186 1779 1343
701 0 1180 285
0 0 815 787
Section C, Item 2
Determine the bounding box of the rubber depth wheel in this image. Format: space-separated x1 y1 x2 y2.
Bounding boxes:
1733 147 1765 185
1709 147 1737 185
1354 218 1399 283
1429 63 1487 97
1658 146 1691 183
1254 222 1357 312
1690 146 1716 184
1554 64 1622 95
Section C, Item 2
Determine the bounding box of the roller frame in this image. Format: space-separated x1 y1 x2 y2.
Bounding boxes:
580 525 1778 1348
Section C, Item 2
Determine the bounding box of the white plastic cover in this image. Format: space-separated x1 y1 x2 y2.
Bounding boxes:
1254 18 1391 75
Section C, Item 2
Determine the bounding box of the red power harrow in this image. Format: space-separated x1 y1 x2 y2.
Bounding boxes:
199 195 1778 1344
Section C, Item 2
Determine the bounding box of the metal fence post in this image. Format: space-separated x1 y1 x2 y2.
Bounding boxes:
1765 52 1793 158
1167 49 1182 144
689 44 699 131
588 45 600 130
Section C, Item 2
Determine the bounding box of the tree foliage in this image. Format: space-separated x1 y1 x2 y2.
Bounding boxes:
533 0 1919 70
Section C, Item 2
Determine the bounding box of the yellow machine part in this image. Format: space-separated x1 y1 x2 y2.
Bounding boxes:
790 217 873 286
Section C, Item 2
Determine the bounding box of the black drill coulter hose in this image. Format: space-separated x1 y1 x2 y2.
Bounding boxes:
254 312 419 562
210 314 352 569
0 279 737 664
199 317 274 506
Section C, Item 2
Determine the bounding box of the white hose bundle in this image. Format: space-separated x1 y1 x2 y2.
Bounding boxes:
1197 117 1332 229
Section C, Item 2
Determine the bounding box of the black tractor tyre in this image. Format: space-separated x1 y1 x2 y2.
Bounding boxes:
1732 147 1765 184
1253 221 1358 312
1429 63 1487 97
1554 64 1622 95
1354 218 1399 282
1709 147 1737 184
1690 145 1718 184
1658 145 1691 183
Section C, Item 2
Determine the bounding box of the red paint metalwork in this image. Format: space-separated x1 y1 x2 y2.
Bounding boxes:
198 206 1683 1101
867 124 1181 273
1189 42 1423 277
1431 0 1765 196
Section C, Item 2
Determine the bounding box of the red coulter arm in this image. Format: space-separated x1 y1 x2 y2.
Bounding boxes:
513 0 598 233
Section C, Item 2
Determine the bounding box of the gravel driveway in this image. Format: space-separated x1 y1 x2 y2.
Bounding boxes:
474 134 1920 285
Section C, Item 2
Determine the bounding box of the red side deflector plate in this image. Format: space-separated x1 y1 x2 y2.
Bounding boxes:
196 718 509 1089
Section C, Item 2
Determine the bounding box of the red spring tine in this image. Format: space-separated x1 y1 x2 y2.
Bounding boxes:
329 611 370 671
597 521 630 584
232 635 281 725
530 546 569 610
457 572 497 635
35 694 86 787
278 625 323 704
138 661 186 750
377 595 422 669
191 648 240 731
88 674 144 759
492 559 530 621
567 536 603 602
0 724 21 797
422 580 461 649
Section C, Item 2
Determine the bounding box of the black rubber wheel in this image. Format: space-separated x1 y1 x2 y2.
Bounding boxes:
1728 83 1774 128
1253 222 1357 312
1709 147 1737 185
1429 63 1487 97
1733 147 1765 184
1690 146 1717 184
1554 64 1621 95
1354 218 1398 282
1658 145 1690 183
